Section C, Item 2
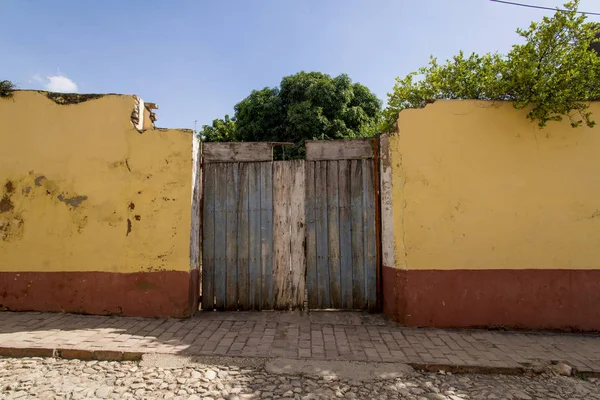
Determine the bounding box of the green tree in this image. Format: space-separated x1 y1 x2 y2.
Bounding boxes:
0 80 16 98
200 114 237 142
383 1 600 131
200 71 382 158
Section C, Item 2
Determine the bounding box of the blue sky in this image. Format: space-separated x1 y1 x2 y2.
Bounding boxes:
2 0 599 129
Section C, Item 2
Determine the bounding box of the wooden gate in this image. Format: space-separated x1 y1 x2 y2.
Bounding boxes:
305 140 379 311
201 139 379 311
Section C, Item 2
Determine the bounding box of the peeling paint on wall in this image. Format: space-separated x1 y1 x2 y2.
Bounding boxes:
0 91 193 274
0 180 24 242
57 193 88 209
34 175 46 186
379 135 396 270
0 181 15 213
0 91 195 318
0 216 25 242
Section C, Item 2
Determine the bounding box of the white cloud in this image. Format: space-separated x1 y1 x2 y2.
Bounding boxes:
45 75 78 93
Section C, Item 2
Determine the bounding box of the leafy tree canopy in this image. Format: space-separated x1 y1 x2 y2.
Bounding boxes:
382 1 600 131
0 80 16 98
200 72 382 157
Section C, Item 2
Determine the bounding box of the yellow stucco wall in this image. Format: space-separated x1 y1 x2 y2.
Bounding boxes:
0 91 193 273
391 100 600 270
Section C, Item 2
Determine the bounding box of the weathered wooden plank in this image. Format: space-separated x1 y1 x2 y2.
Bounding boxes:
350 159 366 309
363 159 378 311
190 137 202 313
225 163 239 310
237 163 250 310
305 162 318 309
260 162 274 310
326 161 341 309
190 136 202 271
213 164 228 311
338 160 353 309
248 163 262 310
201 163 215 311
203 142 273 162
289 160 306 309
373 138 382 312
305 140 373 161
315 161 330 308
273 161 292 309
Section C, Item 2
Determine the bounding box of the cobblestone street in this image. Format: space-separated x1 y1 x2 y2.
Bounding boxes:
1 311 600 375
2 311 600 399
1 355 599 400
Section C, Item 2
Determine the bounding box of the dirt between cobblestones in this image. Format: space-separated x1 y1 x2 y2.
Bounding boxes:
1 354 599 400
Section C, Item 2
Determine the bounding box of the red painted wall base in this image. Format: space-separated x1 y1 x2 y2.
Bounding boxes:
0 270 198 318
383 266 600 331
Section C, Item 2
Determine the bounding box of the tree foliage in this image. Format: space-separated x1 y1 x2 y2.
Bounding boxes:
383 1 600 131
199 114 236 142
0 80 16 99
200 72 381 158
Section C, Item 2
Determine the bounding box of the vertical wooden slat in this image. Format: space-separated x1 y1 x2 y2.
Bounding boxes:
315 161 330 308
225 163 239 310
289 160 306 309
373 138 382 311
305 162 318 309
237 163 250 310
188 138 202 315
338 160 353 309
190 136 202 278
248 163 262 310
327 161 341 308
214 165 228 311
350 160 366 309
273 161 292 309
260 162 274 310
363 159 378 311
202 163 216 311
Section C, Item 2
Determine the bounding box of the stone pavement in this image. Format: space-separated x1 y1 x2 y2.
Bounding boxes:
1 311 599 375
2 356 599 399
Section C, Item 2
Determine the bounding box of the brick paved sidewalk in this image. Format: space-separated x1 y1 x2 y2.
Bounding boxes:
1 311 599 375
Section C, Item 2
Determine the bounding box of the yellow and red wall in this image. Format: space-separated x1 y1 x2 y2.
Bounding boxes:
382 100 600 331
3 93 599 328
0 91 197 317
